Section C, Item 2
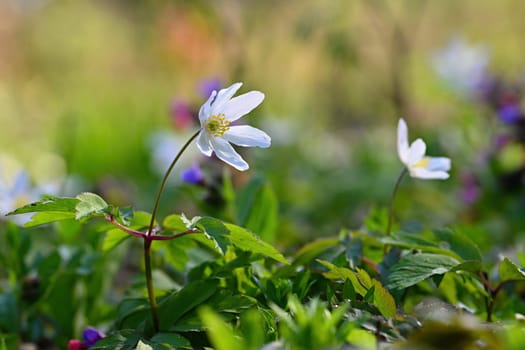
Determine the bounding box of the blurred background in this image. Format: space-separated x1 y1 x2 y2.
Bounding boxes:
2 0 525 248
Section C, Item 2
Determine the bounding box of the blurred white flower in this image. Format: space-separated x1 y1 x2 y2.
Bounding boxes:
0 171 41 225
197 82 271 171
148 131 201 179
397 118 451 180
0 153 66 225
432 37 490 96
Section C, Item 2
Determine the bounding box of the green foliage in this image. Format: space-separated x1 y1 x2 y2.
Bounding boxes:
195 217 288 264
499 257 525 283
270 296 356 350
235 176 279 243
319 260 396 318
199 307 244 350
157 280 219 330
387 253 461 290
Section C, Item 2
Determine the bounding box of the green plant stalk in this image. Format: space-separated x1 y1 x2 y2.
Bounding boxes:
386 167 407 237
143 239 159 331
147 129 201 236
478 270 508 322
144 129 201 332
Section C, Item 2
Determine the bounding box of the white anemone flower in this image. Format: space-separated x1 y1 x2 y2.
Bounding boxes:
397 118 451 180
197 82 271 171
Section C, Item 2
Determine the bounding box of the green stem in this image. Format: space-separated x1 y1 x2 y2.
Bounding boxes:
143 239 159 331
386 168 407 237
147 129 201 236
143 129 200 333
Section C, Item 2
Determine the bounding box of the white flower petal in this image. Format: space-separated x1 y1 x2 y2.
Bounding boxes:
223 125 271 148
410 167 450 180
211 82 243 113
407 139 426 166
210 137 249 171
427 157 451 172
196 131 213 156
12 171 30 196
198 90 217 122
222 91 265 122
397 118 410 164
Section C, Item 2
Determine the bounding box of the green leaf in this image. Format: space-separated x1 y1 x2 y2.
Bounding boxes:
129 211 153 229
150 333 191 349
225 223 288 264
317 260 368 296
163 214 189 232
347 329 376 350
499 257 525 283
194 217 288 264
206 290 257 313
115 298 149 330
195 217 230 254
450 261 483 273
90 330 141 350
157 279 219 329
382 232 439 248
75 192 108 219
320 262 396 318
235 177 278 243
156 236 195 271
102 229 131 252
387 253 461 290
199 307 244 350
355 268 373 289
23 211 76 227
0 292 18 333
7 197 79 215
342 278 356 300
433 228 482 262
371 280 396 318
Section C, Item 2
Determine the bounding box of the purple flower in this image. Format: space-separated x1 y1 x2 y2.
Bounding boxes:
82 327 105 347
170 99 194 129
181 163 205 185
461 172 481 204
198 78 222 99
498 103 522 124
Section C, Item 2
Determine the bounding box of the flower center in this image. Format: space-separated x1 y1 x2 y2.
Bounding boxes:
205 114 230 137
413 157 430 168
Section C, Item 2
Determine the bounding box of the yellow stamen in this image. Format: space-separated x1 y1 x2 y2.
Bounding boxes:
413 157 430 168
14 194 31 208
205 114 230 137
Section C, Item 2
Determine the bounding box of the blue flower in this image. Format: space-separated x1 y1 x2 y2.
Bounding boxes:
498 103 521 124
180 163 205 185
82 327 105 347
198 78 222 99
